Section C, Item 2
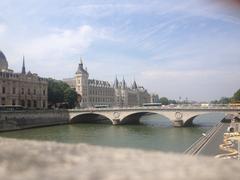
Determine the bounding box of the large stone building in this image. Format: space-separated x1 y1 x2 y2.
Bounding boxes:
63 59 151 108
0 50 48 109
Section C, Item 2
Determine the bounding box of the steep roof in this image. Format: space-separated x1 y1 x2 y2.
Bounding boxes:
76 59 88 75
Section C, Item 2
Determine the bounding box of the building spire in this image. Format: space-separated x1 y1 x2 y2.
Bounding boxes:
80 57 83 67
22 56 26 74
132 79 137 89
114 76 119 88
122 77 126 89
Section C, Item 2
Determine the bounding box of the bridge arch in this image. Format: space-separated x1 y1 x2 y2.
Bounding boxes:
183 115 198 127
183 112 227 127
120 111 172 125
70 113 113 124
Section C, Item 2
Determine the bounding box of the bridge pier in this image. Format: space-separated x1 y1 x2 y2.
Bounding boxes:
172 120 184 127
112 119 121 125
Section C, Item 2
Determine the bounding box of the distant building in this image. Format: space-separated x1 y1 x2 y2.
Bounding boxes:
0 50 48 109
150 94 160 103
63 59 152 108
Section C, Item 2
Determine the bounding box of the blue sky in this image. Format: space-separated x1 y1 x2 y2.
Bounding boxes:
0 0 240 101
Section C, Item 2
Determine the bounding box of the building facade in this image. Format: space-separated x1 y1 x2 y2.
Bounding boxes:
150 94 160 103
63 60 152 108
0 51 48 109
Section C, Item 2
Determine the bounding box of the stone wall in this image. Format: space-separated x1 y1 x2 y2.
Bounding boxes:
0 110 69 132
0 137 240 180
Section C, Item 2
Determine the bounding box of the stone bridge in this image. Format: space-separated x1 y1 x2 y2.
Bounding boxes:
68 107 240 127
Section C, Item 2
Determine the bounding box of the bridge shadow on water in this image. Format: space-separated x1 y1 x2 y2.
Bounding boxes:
71 112 174 127
71 113 112 124
139 113 172 128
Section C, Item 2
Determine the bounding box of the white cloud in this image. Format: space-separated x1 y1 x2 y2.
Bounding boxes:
65 3 154 18
0 23 7 34
19 25 95 60
6 25 117 78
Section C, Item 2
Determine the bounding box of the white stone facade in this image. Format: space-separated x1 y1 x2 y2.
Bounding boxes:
63 60 151 108
0 51 48 109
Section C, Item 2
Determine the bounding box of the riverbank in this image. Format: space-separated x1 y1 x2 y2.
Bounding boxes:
0 137 239 180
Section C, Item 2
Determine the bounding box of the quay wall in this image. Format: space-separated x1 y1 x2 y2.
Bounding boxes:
0 110 69 132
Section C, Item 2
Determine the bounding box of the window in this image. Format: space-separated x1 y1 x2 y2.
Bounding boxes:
28 89 31 95
43 100 46 108
27 100 31 107
12 87 16 94
21 100 25 107
12 99 16 105
43 89 46 95
2 87 5 94
33 100 37 108
34 89 36 95
1 97 5 105
21 88 24 95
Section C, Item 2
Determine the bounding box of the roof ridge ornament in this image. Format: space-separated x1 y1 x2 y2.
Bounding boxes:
80 57 83 66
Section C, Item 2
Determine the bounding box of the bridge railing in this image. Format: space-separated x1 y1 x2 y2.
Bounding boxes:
68 105 240 112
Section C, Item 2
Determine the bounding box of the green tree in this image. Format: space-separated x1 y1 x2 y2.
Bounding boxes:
168 99 177 104
48 79 64 104
159 97 169 105
233 89 240 102
210 100 218 104
218 97 230 104
47 78 77 108
64 88 77 108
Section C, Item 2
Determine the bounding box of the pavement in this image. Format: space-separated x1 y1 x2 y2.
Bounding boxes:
0 137 240 180
197 123 230 156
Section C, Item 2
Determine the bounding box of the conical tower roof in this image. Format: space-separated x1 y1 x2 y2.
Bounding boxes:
122 77 127 89
132 80 138 89
76 58 88 75
114 76 119 88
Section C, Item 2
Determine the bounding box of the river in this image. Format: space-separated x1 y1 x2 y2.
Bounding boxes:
0 113 225 153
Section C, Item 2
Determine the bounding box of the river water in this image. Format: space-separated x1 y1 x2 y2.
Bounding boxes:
0 113 225 153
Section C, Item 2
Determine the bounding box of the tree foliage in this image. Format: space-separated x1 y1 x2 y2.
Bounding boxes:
233 89 240 102
211 97 230 104
159 97 169 105
211 89 240 104
219 97 231 104
64 88 78 108
47 78 77 108
168 99 177 104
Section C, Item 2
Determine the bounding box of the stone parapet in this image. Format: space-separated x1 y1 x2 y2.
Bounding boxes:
0 137 239 180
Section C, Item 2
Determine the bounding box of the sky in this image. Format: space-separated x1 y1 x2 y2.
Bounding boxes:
0 0 240 102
